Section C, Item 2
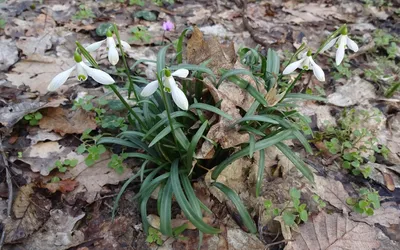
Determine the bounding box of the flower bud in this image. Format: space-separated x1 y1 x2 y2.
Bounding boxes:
74 52 83 63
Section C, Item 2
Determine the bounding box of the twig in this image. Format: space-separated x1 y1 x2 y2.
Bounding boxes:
264 239 294 249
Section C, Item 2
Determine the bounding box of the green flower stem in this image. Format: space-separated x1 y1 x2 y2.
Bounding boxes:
113 24 140 102
109 84 147 129
315 24 347 56
156 73 180 153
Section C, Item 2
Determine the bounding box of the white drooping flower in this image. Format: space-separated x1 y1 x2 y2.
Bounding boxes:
283 50 325 81
47 52 115 91
321 26 359 66
85 30 131 66
140 69 189 110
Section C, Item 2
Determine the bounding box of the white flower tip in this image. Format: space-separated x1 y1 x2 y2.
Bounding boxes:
47 66 76 91
140 80 159 97
171 69 189 78
171 86 189 110
283 59 304 75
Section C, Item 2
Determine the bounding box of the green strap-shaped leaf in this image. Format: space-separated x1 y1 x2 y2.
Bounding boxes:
186 121 208 169
212 130 292 180
160 178 173 236
149 122 185 147
275 142 314 183
256 149 265 197
171 160 220 234
233 115 279 126
211 182 257 233
189 103 233 120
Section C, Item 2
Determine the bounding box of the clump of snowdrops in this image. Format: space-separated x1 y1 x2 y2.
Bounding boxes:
48 23 357 242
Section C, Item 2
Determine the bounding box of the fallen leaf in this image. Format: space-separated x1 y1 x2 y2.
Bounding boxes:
4 184 52 243
327 76 376 107
368 163 400 190
42 179 79 193
16 32 52 56
285 212 380 250
0 38 19 71
281 3 350 23
16 141 73 176
313 175 351 212
63 151 133 203
350 203 400 228
6 55 75 95
186 26 236 75
38 107 97 136
26 129 63 145
17 209 85 250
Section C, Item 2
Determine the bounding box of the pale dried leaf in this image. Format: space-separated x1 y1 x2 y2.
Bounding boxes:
313 175 351 212
285 212 380 250
38 107 98 136
350 204 400 228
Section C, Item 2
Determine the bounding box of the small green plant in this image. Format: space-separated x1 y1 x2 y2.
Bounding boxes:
129 0 145 5
130 26 151 43
316 108 389 178
72 5 95 21
346 188 380 215
362 0 392 7
76 129 107 166
108 154 127 174
312 194 326 210
146 227 163 245
264 188 309 227
51 176 61 183
0 18 6 30
54 159 78 173
152 0 174 6
24 111 43 126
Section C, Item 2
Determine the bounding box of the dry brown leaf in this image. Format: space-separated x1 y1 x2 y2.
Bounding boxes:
42 179 79 193
0 38 19 71
313 175 351 212
63 151 133 203
281 3 350 23
186 26 236 75
38 107 97 136
17 209 85 250
350 203 400 228
6 55 75 94
4 184 52 243
0 97 67 128
285 212 380 250
16 141 74 176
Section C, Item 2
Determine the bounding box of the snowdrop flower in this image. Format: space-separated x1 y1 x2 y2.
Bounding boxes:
141 69 189 110
85 30 131 66
321 26 359 66
47 52 115 91
283 50 325 81
162 21 174 31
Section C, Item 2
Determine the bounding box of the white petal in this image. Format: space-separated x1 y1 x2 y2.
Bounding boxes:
170 86 188 110
309 57 325 81
335 36 346 65
297 50 307 59
80 62 115 85
108 45 119 65
120 40 131 50
321 37 339 53
283 58 305 75
106 36 116 48
85 40 105 52
346 37 359 52
164 76 174 89
76 63 88 81
171 69 189 78
301 57 311 70
140 80 159 97
47 65 76 91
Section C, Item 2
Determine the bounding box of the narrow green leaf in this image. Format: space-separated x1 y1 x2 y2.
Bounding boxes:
157 44 171 76
212 130 292 180
174 128 190 150
123 152 162 165
189 103 233 120
292 130 313 154
187 121 208 169
211 182 257 233
160 178 173 236
217 69 256 87
149 123 185 147
255 149 265 197
176 27 192 64
285 93 327 102
170 64 216 82
233 115 279 126
249 134 255 158
171 160 220 234
275 142 314 183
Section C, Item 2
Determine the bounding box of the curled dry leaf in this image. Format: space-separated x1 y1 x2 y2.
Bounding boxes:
4 184 52 243
38 107 97 136
285 212 380 250
42 179 79 193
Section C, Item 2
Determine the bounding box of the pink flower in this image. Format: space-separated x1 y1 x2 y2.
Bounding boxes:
162 21 174 31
